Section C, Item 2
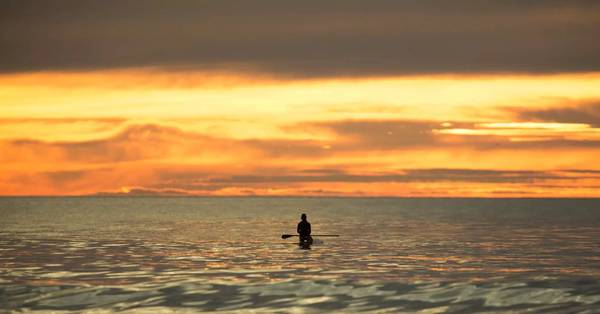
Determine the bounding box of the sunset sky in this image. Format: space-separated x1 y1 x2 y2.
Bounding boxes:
2 1 600 197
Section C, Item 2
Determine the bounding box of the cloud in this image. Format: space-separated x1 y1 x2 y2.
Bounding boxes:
512 101 600 126
3 118 600 170
44 169 89 182
0 122 340 168
0 124 253 164
95 187 191 196
6 167 125 194
2 1 600 76
3 119 600 195
563 169 600 174
207 168 569 185
305 119 600 150
95 167 600 196
308 120 439 148
7 165 599 196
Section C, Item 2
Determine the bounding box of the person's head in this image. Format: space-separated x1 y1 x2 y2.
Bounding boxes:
301 213 307 221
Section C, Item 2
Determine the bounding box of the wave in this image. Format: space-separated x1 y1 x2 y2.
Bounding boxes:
2 278 600 312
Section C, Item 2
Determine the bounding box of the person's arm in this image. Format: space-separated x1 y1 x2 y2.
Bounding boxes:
308 222 311 235
297 222 301 234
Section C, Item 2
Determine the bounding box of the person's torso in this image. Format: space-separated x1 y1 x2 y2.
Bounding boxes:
298 221 311 235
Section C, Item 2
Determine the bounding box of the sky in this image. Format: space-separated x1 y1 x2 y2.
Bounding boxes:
1 0 600 197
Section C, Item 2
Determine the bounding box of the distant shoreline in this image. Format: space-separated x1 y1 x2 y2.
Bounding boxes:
1 195 599 200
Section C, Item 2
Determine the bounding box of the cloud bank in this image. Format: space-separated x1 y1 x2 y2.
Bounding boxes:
1 120 600 196
2 0 600 76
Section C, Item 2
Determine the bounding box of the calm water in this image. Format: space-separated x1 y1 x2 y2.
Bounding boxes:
1 197 600 313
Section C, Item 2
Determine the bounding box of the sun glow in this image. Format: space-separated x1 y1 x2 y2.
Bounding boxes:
2 69 600 196
478 122 591 130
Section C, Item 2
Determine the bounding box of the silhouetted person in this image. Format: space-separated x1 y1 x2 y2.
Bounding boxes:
297 213 312 245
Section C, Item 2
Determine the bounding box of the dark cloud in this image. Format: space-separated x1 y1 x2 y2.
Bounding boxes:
0 123 334 166
562 169 600 174
504 139 600 149
93 167 597 195
44 169 88 183
39 168 115 190
150 183 228 192
310 120 439 148
95 188 191 196
306 119 600 150
513 102 600 127
489 190 542 195
299 168 346 175
242 139 329 157
208 168 569 185
3 119 600 167
5 167 117 192
2 0 600 76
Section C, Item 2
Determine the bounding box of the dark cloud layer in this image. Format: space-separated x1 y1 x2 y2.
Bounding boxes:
306 119 600 150
311 120 439 148
2 0 600 76
96 188 191 196
207 168 569 185
3 119 600 167
17 163 600 196
513 102 600 127
0 123 330 165
149 167 597 186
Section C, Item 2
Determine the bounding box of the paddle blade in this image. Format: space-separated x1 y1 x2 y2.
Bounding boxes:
281 234 296 239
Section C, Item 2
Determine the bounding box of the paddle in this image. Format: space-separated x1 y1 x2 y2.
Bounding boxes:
281 234 340 239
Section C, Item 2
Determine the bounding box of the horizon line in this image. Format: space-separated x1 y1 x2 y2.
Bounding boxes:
1 195 599 200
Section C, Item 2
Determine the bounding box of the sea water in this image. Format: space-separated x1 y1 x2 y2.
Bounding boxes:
1 197 599 312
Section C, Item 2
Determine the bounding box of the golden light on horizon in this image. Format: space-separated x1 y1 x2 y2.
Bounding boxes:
2 69 600 196
3 71 600 120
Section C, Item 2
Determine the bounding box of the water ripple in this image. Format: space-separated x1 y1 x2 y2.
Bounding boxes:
2 197 600 312
2 278 600 312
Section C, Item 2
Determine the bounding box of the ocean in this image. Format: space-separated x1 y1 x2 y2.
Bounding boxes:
1 197 599 313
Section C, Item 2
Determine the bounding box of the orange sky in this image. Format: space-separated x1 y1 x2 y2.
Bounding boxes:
2 2 600 197
2 69 600 197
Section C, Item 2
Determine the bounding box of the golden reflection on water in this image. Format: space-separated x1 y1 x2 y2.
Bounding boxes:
2 197 600 311
4 221 600 287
